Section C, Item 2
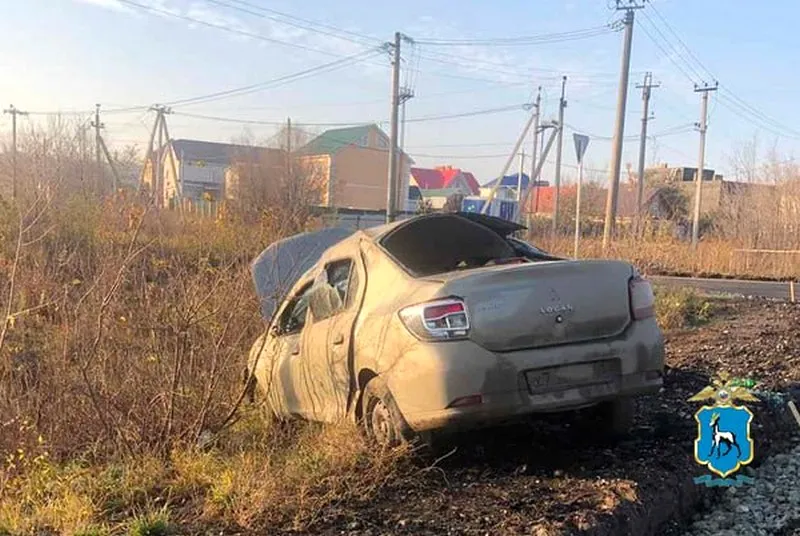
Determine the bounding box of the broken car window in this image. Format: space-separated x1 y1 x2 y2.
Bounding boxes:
309 259 354 322
279 283 313 334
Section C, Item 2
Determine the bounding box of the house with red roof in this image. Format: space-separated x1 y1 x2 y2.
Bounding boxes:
409 166 481 194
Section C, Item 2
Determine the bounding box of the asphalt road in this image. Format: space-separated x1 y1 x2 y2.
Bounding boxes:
650 275 796 300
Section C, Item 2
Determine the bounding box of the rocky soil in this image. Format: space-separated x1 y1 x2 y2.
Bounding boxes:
308 299 800 536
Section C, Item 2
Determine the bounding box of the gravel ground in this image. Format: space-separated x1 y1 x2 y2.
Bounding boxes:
683 442 800 536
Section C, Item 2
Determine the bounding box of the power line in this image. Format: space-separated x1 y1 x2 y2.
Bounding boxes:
641 11 706 83
647 3 715 81
171 102 528 127
641 6 800 141
205 0 382 47
164 49 385 108
117 0 378 60
414 24 620 46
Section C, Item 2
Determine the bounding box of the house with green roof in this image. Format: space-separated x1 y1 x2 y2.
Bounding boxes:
297 123 414 212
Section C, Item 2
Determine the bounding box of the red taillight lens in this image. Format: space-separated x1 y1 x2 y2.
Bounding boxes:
399 297 470 341
629 275 655 320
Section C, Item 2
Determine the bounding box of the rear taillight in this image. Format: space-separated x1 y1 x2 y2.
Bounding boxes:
399 297 470 341
629 274 655 320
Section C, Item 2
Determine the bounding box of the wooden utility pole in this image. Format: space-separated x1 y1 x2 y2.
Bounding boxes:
635 72 659 235
553 76 567 234
603 0 646 250
691 82 718 249
4 105 28 199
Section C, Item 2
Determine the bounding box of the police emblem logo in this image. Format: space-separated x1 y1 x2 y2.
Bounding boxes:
687 371 760 487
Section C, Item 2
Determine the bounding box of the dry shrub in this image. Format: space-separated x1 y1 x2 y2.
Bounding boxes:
654 287 714 330
0 412 409 535
0 121 408 534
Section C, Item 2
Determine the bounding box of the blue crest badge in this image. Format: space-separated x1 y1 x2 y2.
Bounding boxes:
688 371 760 487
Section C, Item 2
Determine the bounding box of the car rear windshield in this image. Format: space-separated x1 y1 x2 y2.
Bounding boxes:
380 214 516 277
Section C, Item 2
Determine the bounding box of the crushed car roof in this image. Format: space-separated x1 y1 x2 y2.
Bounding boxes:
250 212 528 322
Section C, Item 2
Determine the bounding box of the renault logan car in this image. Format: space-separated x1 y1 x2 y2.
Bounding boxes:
246 212 665 446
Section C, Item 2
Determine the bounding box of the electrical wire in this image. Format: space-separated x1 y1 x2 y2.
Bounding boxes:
206 0 383 47
641 6 800 141
117 0 379 60
171 103 528 127
163 49 385 108
414 24 620 47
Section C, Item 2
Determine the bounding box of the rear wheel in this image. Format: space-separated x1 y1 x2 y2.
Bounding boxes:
361 382 404 448
594 396 635 440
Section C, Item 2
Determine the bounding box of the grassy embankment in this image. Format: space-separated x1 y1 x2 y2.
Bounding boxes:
0 196 715 536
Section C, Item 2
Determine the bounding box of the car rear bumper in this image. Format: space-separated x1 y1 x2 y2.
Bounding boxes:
385 318 664 433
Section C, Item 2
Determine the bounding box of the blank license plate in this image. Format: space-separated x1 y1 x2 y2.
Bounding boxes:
525 360 620 394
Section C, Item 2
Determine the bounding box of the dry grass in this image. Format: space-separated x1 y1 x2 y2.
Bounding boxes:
0 408 409 535
535 234 798 280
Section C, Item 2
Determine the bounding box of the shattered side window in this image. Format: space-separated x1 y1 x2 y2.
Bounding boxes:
327 260 353 304
279 282 313 334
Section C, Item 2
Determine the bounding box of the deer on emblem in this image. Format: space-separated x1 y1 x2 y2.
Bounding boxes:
708 412 741 459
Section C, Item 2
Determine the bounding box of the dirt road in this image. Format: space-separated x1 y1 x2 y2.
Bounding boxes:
311 299 800 536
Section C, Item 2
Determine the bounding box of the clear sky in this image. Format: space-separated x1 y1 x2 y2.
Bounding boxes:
2 0 799 185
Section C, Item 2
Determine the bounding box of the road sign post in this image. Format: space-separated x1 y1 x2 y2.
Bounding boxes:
573 133 590 258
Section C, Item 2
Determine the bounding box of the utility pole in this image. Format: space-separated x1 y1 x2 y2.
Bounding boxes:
286 117 293 176
481 103 539 214
528 86 542 229
603 0 646 250
386 31 402 224
635 72 659 235
516 150 525 223
92 103 104 192
691 82 718 249
397 87 414 214
4 105 28 199
553 76 567 234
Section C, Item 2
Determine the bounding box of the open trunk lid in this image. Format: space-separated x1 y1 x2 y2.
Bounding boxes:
434 260 634 352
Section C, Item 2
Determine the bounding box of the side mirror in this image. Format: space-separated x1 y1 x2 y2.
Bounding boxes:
270 323 281 336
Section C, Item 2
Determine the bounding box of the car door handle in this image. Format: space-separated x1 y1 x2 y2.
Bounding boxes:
291 344 300 355
332 334 344 346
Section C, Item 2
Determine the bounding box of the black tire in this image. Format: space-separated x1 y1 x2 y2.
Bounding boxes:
595 396 635 440
361 382 405 448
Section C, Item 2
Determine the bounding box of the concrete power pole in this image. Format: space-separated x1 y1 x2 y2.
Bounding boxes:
635 72 659 235
3 105 28 199
603 0 646 250
386 31 402 224
527 86 541 229
516 150 525 223
92 104 105 193
552 76 567 234
691 82 718 249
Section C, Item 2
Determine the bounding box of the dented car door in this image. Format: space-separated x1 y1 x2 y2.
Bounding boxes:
301 251 365 422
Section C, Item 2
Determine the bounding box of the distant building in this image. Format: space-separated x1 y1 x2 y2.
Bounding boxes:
141 139 283 207
645 164 722 184
409 166 480 193
297 124 414 212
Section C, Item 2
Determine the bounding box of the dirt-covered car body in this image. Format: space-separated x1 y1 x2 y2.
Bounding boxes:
247 212 664 438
